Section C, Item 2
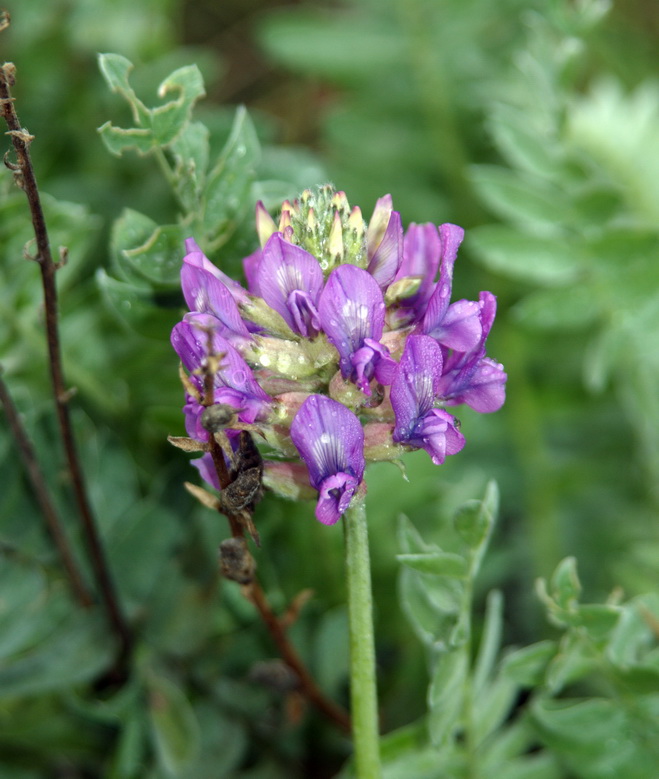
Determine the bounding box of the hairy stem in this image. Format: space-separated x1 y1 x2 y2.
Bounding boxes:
344 500 382 778
0 63 132 668
0 371 93 607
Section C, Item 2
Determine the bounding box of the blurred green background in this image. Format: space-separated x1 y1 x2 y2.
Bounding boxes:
1 0 659 776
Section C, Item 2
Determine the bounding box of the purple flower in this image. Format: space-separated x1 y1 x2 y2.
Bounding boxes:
181 240 251 343
388 223 442 327
171 315 272 439
290 395 365 525
391 334 465 465
193 451 221 490
418 224 483 353
253 233 324 337
366 196 403 289
318 264 397 395
436 292 507 413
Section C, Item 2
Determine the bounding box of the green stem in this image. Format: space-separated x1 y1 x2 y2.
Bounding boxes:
344 500 382 778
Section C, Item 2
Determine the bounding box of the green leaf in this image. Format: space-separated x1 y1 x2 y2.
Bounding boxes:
398 567 462 648
98 56 205 154
513 286 601 330
550 557 581 611
175 702 247 779
257 10 406 83
146 672 200 776
149 65 206 147
468 225 582 285
314 606 349 696
427 648 468 746
397 514 435 555
396 552 467 578
472 672 519 745
109 708 147 779
577 603 621 639
98 53 149 123
202 106 260 242
502 641 557 687
472 590 504 696
170 121 211 211
98 123 155 156
607 593 659 667
488 105 563 178
0 611 113 698
545 631 599 692
122 224 185 287
0 557 51 661
470 165 575 234
453 481 498 552
530 696 659 778
96 269 176 338
105 500 182 611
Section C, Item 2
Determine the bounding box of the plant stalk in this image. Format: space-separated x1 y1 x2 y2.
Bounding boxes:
344 500 382 778
0 63 132 671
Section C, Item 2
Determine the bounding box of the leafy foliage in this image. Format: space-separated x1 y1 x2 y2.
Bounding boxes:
1 0 659 775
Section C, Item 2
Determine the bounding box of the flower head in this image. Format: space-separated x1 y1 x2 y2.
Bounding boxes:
290 395 365 525
171 186 506 524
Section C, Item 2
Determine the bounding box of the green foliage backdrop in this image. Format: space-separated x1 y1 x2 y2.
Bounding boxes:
1 0 659 776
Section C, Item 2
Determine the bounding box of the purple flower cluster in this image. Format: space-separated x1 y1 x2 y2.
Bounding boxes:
171 187 506 525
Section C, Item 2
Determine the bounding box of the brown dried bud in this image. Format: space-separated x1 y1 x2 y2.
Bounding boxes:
219 537 255 584
219 467 262 513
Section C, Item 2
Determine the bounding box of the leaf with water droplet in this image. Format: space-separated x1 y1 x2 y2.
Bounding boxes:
203 107 260 243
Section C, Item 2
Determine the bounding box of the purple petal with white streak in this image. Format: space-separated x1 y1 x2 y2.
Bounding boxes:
290 394 365 525
181 254 251 343
184 238 250 306
318 264 386 379
391 335 443 439
256 233 324 337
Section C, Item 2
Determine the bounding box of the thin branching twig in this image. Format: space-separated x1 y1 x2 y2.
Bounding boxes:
0 62 132 669
188 341 352 733
0 371 93 607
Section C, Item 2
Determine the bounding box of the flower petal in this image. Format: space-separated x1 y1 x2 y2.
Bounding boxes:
391 335 443 440
429 298 483 352
290 394 365 518
256 233 324 337
315 472 360 525
420 223 466 335
414 408 465 465
172 317 271 421
181 253 251 342
183 238 250 307
318 264 386 377
366 194 393 257
367 210 403 289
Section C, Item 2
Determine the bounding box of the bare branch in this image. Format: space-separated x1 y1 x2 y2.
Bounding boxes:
0 370 93 607
0 63 132 669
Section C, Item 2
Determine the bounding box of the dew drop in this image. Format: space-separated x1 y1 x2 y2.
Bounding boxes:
319 433 331 445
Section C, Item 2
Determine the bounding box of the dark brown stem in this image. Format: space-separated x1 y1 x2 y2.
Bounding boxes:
211 443 351 731
0 371 93 607
248 579 352 733
198 380 350 731
0 63 132 667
